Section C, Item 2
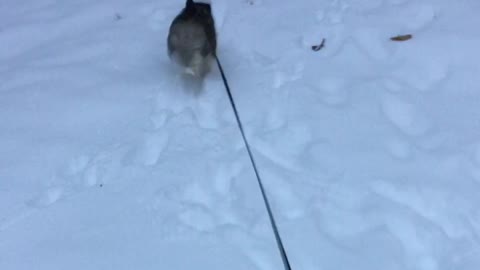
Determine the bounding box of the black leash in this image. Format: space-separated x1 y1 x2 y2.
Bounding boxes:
215 57 292 270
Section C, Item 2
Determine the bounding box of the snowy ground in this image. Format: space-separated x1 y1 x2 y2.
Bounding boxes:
1 0 480 269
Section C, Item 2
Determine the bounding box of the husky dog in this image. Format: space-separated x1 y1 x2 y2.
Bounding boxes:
167 0 217 78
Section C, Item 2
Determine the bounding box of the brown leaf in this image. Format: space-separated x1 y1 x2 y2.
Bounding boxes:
390 34 412 41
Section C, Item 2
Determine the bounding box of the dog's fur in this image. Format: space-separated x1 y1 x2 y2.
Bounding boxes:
167 0 217 78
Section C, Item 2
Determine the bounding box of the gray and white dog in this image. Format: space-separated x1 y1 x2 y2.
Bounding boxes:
167 0 217 78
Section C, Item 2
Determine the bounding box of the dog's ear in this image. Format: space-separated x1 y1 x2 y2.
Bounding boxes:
186 0 194 9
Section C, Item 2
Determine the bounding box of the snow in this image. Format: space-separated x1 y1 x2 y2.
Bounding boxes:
1 0 480 269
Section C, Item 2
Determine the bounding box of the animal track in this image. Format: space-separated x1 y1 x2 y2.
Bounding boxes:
306 76 349 106
30 186 64 208
381 94 432 136
385 137 412 159
392 58 450 93
272 62 304 89
29 146 129 209
136 131 169 166
254 122 313 170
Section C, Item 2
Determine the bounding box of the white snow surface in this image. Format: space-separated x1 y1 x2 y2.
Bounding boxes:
1 0 480 269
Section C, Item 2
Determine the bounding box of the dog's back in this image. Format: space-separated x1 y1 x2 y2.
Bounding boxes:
168 0 216 78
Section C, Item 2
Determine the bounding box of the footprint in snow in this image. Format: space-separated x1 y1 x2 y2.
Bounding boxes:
260 86 291 131
272 62 304 89
31 146 129 208
158 156 250 232
149 109 170 130
154 83 189 115
381 94 432 137
306 76 349 106
391 56 450 93
29 186 64 208
253 122 313 171
383 215 440 270
212 160 244 197
154 76 224 129
78 148 127 187
385 136 412 160
263 170 307 220
174 181 224 232
135 130 170 166
178 205 217 232
191 76 225 129
29 155 90 208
